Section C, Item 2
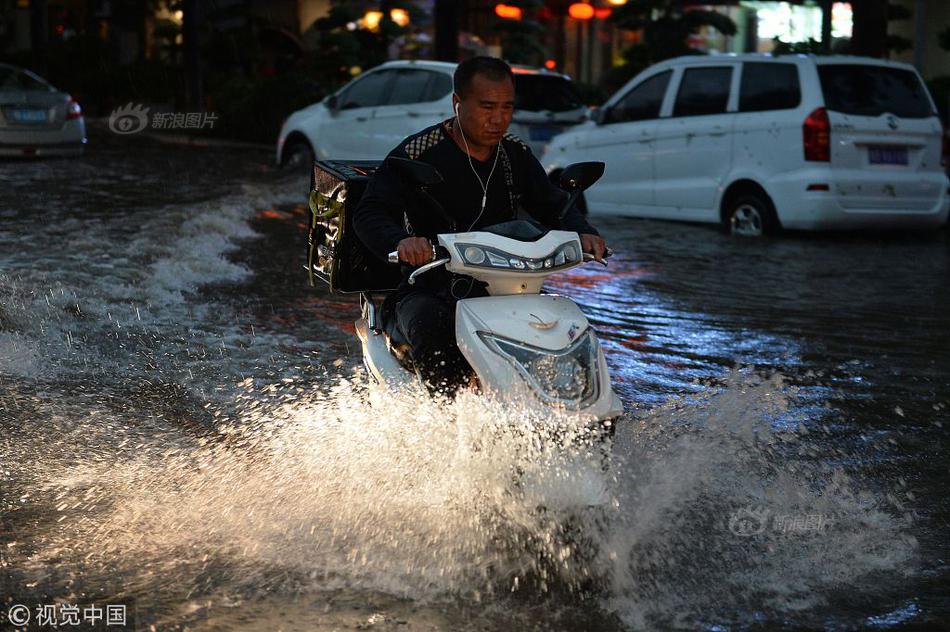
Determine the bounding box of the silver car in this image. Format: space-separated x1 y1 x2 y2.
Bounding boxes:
0 63 86 157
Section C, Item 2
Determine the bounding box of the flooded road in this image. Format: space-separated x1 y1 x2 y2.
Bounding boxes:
1 126 948 631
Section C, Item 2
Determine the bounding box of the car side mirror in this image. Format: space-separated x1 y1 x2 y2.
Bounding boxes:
591 107 608 125
388 156 444 187
559 161 605 192
326 94 338 111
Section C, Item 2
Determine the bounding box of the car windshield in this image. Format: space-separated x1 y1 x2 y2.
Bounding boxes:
818 64 933 119
0 67 54 92
514 75 584 113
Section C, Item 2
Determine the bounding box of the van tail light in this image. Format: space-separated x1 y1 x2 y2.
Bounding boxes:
65 97 82 121
803 107 830 162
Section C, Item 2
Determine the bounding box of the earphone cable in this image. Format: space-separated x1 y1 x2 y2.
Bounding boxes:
455 105 500 232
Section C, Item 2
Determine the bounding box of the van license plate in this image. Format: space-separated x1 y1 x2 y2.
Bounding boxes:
868 146 908 165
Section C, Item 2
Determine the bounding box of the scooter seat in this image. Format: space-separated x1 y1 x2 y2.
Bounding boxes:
383 316 415 371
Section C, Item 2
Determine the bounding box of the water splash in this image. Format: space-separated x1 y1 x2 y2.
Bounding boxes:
2 370 917 630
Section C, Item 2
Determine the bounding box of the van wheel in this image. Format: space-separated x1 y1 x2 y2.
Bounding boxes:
283 138 314 171
726 192 778 237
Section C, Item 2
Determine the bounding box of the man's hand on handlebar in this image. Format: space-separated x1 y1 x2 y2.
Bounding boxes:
397 237 434 266
581 233 608 262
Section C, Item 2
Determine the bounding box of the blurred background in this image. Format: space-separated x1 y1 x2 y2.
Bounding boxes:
3 0 948 144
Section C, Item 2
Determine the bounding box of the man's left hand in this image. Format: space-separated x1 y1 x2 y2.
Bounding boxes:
580 233 608 262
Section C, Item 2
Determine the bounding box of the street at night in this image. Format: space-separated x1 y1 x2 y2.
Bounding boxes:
4 0 950 630
1 123 948 630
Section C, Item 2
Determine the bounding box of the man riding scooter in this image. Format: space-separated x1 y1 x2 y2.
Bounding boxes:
353 56 608 395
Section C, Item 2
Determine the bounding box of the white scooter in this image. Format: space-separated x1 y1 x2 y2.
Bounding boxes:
354 160 624 426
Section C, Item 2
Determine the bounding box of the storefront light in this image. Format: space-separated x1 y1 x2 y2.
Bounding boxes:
362 10 383 31
495 4 523 20
568 3 595 20
390 8 410 27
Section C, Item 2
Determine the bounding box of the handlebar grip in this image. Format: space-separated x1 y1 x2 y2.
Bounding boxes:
388 251 399 264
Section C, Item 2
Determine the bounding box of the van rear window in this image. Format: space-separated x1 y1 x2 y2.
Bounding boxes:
514 75 583 113
817 65 933 119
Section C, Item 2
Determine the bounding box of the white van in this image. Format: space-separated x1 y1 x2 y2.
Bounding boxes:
542 54 950 235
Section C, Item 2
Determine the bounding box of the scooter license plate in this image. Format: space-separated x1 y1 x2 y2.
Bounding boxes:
868 146 908 165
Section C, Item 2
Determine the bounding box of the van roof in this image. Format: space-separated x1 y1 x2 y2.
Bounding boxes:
658 53 920 73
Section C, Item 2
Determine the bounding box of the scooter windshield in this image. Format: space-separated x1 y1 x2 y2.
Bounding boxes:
482 219 550 242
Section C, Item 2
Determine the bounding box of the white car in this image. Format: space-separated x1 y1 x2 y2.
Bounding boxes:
0 63 86 157
542 54 950 235
277 59 588 167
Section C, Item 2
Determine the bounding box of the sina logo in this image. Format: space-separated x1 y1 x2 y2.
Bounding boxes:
109 103 151 135
728 506 770 537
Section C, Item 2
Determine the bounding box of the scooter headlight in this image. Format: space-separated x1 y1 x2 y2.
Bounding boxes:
478 330 600 406
455 241 580 272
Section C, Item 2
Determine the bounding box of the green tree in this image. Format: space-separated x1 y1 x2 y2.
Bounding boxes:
493 0 547 65
604 0 736 92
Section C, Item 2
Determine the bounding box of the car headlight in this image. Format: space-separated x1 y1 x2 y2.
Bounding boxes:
478 330 599 406
455 241 580 272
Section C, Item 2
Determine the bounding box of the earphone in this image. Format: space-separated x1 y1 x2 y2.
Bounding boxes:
453 92 499 231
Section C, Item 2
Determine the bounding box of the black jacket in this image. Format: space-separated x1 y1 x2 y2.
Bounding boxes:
353 119 598 265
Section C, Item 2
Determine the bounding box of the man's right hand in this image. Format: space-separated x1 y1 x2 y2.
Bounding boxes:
396 237 434 266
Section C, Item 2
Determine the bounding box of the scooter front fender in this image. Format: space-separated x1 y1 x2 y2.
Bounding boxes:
455 294 623 421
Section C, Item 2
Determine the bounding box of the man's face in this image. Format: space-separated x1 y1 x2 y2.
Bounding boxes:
454 73 515 149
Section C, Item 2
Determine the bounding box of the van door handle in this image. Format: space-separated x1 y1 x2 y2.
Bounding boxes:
356 116 368 122
709 131 726 137
407 111 420 118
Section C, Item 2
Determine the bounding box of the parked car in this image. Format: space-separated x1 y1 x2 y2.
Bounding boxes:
542 54 950 235
277 60 588 168
0 63 86 157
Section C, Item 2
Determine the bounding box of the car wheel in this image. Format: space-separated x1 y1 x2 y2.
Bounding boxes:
726 192 778 237
283 138 314 171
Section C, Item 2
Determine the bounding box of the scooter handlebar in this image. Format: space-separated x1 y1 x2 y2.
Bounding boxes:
387 244 445 265
583 247 613 267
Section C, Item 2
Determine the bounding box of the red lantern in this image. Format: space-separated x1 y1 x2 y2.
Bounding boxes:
495 4 523 20
568 3 595 20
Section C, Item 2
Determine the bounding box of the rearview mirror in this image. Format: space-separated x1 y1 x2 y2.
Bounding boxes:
559 162 605 192
388 156 444 187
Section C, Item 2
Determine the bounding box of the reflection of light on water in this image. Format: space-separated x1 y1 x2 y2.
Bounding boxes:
6 371 918 630
546 258 804 405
